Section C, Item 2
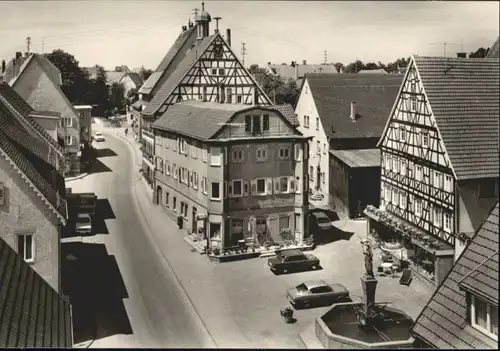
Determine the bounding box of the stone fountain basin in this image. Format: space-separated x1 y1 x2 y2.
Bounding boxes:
315 302 415 349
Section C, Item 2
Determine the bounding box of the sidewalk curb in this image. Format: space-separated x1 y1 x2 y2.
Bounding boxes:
65 172 89 182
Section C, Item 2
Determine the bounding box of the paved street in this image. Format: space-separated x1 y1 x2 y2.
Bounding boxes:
64 122 432 349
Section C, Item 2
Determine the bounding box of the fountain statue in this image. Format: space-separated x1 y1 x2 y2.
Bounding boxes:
359 239 378 326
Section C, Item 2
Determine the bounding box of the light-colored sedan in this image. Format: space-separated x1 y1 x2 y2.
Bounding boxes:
75 213 92 234
94 132 105 142
286 279 350 309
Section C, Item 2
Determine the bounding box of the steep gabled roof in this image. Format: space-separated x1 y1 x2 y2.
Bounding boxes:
413 56 499 180
123 72 143 87
0 83 64 156
142 33 218 116
486 36 499 59
0 237 73 348
412 202 499 349
139 25 198 95
106 71 124 85
2 54 31 83
0 98 67 221
269 104 299 126
306 73 404 139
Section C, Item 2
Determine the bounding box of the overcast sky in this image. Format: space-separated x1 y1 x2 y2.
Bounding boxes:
0 1 498 70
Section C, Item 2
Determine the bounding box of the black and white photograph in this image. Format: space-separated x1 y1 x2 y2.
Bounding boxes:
0 0 498 349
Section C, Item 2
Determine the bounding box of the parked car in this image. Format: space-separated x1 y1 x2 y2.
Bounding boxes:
310 212 334 231
268 249 320 274
94 132 105 142
75 213 92 234
287 280 350 308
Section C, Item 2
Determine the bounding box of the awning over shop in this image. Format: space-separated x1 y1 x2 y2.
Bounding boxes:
364 205 453 254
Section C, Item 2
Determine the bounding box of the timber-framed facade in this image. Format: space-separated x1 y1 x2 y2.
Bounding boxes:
138 4 272 188
365 55 499 290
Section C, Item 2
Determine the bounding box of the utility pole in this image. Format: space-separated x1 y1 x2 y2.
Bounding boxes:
26 36 31 54
241 42 247 67
428 42 460 57
324 50 328 65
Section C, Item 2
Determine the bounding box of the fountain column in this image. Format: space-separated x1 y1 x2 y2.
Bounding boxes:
360 239 377 316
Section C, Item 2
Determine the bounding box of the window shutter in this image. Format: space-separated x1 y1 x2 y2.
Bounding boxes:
243 180 249 196
289 177 295 193
267 178 273 194
251 179 257 195
224 181 227 199
274 177 280 193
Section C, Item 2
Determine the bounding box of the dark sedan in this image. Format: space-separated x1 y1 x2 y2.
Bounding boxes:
287 280 350 308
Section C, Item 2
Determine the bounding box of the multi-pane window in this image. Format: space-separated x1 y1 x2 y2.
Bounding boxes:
232 180 242 197
278 177 288 193
420 131 429 148
232 149 244 162
399 191 406 209
17 234 34 262
433 206 442 227
303 115 310 128
210 147 221 166
470 294 498 340
393 189 399 204
192 172 199 190
416 165 422 181
201 177 208 194
400 126 406 141
256 146 268 162
278 147 290 160
415 198 422 216
316 117 320 130
444 212 452 232
65 136 74 146
384 185 391 203
444 175 453 192
263 114 270 131
211 182 221 200
252 178 266 195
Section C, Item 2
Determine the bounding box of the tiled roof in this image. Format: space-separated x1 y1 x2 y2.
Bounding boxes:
412 202 499 349
413 56 499 180
267 64 337 80
106 71 125 85
0 237 73 348
306 73 404 139
151 100 250 140
124 72 143 87
268 104 299 126
358 68 388 74
330 148 381 168
0 83 64 155
0 96 67 220
142 34 218 116
139 25 198 95
486 36 499 58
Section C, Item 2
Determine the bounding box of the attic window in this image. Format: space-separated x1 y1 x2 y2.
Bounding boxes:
469 294 498 340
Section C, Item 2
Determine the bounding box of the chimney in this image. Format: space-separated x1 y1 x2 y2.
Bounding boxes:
15 52 22 60
182 25 187 32
226 28 231 47
302 60 307 65
1 60 5 74
24 52 29 58
350 102 356 121
294 63 299 81
267 62 271 65
456 52 467 58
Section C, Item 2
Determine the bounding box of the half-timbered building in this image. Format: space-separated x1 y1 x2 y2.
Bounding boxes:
365 55 499 289
137 2 275 188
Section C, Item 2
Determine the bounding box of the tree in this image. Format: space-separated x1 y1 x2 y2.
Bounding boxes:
344 60 364 73
333 62 345 73
44 49 91 104
88 65 111 117
139 67 153 81
469 47 490 58
385 57 410 74
110 82 126 114
364 62 379 70
127 87 138 102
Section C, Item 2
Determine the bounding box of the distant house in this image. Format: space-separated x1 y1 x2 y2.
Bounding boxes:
0 236 73 348
74 105 93 144
294 73 403 208
265 61 338 87
119 72 143 98
411 202 498 349
1 85 68 293
83 65 125 87
5 52 82 176
357 68 388 74
0 82 64 174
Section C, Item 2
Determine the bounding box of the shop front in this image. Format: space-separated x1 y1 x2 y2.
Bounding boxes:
364 205 454 288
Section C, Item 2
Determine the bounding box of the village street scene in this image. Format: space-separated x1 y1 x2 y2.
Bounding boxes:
0 1 498 349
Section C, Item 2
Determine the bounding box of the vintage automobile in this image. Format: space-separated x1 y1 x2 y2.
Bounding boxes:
94 132 105 142
268 249 320 274
75 213 92 234
287 280 350 308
